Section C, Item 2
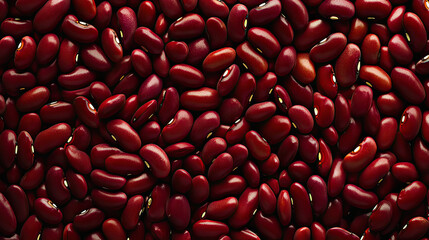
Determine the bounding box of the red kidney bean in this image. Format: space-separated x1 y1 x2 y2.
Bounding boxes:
359 157 390 190
45 166 70 205
294 19 331 52
316 64 338 99
169 13 205 40
81 44 112 72
274 46 296 77
115 6 137 51
253 211 282 240
33 123 71 154
404 12 427 53
398 216 429 240
20 215 42 240
170 64 205 88
164 142 195 158
325 227 360 240
271 14 294 46
105 153 144 176
36 34 59 66
355 0 392 20
2 69 37 97
187 175 209 204
65 145 91 174
161 109 193 144
165 195 190 231
399 106 422 141
5 185 29 224
388 34 414 66
200 137 227 165
33 0 70 33
391 67 426 104
192 220 229 239
72 208 105 232
290 182 313 226
249 1 281 26
130 99 157 128
377 92 405 117
0 130 16 169
218 98 243 125
100 28 122 63
277 190 292 226
258 183 276 215
388 6 406 33
61 15 98 44
361 34 381 65
310 32 347 63
189 111 220 145
282 0 308 31
392 131 413 162
292 53 316 85
335 43 361 88
343 137 377 173
297 134 319 164
313 92 334 128
230 229 260 240
242 161 260 188
350 85 373 118
0 192 17 236
318 0 355 20
58 67 96 91
237 41 268 76
228 188 258 229
217 65 240 97
258 115 291 145
245 130 271 161
227 144 248 169
247 27 280 59
245 101 276 123
0 36 16 66
1 18 33 39
14 36 36 70
210 175 246 200
397 181 427 210
359 65 391 92
139 144 171 178
307 175 328 216
289 105 314 134
134 27 163 55
90 169 126 190
327 158 346 198
106 119 141 152
282 75 313 108
343 184 378 209
392 162 419 183
199 0 229 18
102 218 126 240
165 41 189 63
91 189 127 210
172 169 192 194
180 87 221 112
34 197 62 225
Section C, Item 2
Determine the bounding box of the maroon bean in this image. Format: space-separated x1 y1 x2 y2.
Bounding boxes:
45 166 70 205
189 111 220 145
90 169 126 190
245 130 271 161
253 211 282 240
139 144 170 178
328 158 346 197
242 161 260 188
283 75 314 109
404 12 427 53
310 33 347 63
350 85 373 118
91 189 127 210
259 115 291 145
36 34 60 66
355 0 392 20
120 195 144 230
73 207 105 232
388 34 414 66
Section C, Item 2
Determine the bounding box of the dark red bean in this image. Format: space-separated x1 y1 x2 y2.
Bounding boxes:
33 0 70 33
335 43 361 88
397 181 427 211
342 184 378 209
0 192 17 236
391 67 426 104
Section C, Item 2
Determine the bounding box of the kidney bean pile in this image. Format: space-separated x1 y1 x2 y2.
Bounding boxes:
2 0 429 239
